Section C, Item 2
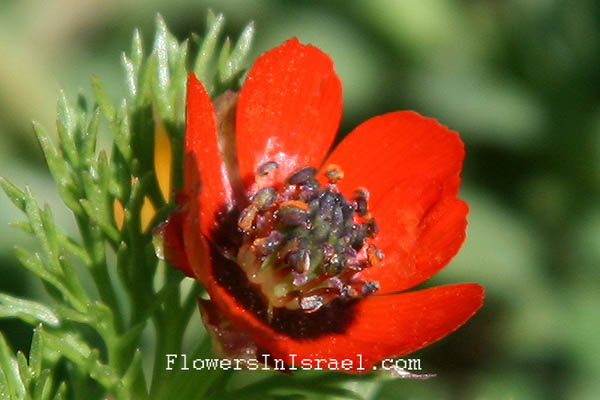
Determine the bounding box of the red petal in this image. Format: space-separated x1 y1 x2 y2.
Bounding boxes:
205 278 483 372
185 73 237 241
154 200 192 277
320 111 466 293
182 191 212 288
320 111 464 210
236 38 342 190
282 283 484 372
360 197 469 294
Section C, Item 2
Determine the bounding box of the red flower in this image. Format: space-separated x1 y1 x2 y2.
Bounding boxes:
160 38 483 372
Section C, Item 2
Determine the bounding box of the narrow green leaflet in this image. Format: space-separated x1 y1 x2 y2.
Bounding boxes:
0 294 60 327
219 22 255 87
194 10 225 90
90 74 116 121
0 333 25 399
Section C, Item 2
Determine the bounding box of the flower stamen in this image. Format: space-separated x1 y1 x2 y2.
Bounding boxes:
236 163 383 312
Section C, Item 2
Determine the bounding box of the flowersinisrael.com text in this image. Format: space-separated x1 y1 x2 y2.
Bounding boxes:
165 353 422 372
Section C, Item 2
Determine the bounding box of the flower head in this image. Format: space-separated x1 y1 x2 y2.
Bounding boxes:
159 38 484 372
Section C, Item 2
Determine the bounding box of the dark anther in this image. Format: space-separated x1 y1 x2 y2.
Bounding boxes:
349 224 366 250
288 248 311 273
364 218 379 237
301 178 320 191
298 178 320 202
253 231 284 257
323 252 343 276
341 202 354 221
288 166 317 185
343 256 361 270
340 285 357 299
257 161 279 176
361 281 380 296
322 243 335 259
278 237 302 260
353 188 370 216
252 188 277 211
292 272 309 286
355 198 367 216
341 245 358 259
332 205 344 233
238 205 258 232
367 244 384 267
278 203 309 226
324 164 344 183
318 192 337 220
253 214 269 234
300 295 324 312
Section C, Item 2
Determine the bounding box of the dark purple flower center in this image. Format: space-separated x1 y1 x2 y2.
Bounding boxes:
237 162 382 319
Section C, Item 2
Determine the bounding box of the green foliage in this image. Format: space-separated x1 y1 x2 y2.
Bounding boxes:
0 327 67 400
0 13 255 400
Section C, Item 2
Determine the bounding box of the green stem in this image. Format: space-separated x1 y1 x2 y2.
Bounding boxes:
78 218 124 333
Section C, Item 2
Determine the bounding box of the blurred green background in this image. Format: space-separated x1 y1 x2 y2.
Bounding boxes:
1 0 599 399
